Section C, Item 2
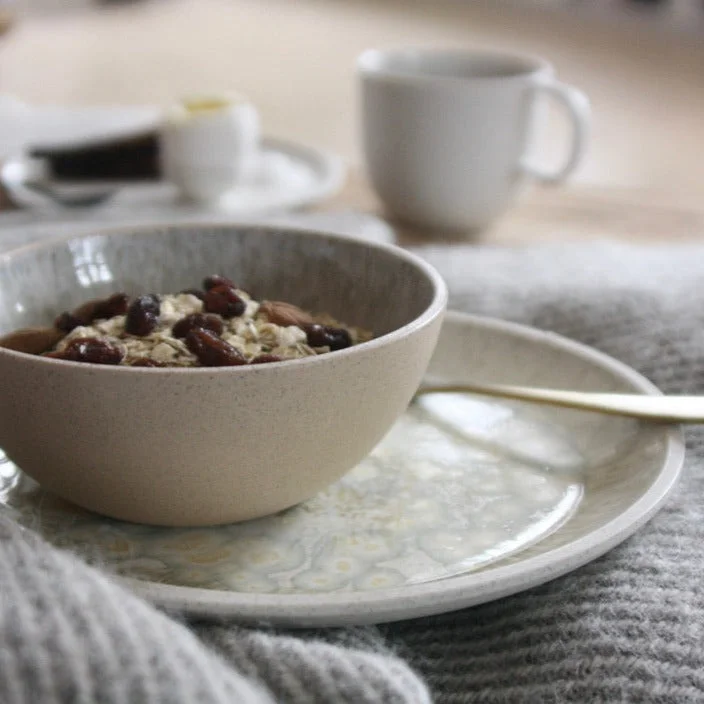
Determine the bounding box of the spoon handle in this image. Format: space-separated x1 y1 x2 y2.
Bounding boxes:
417 383 704 423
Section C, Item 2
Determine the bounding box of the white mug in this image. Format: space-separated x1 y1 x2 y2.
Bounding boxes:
358 49 590 233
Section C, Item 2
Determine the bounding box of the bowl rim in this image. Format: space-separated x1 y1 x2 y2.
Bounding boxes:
0 222 448 373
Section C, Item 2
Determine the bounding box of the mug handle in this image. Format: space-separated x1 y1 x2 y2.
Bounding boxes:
519 77 591 184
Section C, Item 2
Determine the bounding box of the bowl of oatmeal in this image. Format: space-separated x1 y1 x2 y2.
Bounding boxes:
0 224 447 526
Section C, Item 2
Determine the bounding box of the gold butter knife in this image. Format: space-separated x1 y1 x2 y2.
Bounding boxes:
417 383 704 423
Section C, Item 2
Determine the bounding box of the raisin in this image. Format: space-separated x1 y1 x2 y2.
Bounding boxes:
203 285 246 319
303 324 352 351
203 275 236 291
93 292 129 320
54 312 84 333
180 288 206 301
249 354 283 365
172 313 224 339
185 329 247 367
125 294 160 336
49 337 123 365
129 357 165 367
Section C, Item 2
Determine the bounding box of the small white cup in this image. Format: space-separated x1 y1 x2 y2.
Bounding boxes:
160 94 260 205
358 49 590 233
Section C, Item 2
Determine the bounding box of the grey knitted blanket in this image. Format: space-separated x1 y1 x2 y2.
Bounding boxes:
2 235 704 703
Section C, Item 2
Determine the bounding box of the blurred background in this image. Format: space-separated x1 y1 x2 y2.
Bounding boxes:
0 0 701 196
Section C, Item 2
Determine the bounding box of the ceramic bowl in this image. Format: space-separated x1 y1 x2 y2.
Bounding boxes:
0 224 447 526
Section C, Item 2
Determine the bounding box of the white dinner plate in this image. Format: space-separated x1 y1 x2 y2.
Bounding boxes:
0 312 684 627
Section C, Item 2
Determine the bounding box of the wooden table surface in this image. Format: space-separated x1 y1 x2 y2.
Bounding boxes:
1 0 703 243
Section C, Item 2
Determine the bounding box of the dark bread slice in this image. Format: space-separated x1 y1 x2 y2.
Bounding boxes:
30 130 160 181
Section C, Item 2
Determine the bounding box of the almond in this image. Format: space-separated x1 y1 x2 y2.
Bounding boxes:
259 300 313 328
72 298 103 323
0 327 65 355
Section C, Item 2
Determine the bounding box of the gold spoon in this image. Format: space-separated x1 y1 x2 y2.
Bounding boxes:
417 382 704 423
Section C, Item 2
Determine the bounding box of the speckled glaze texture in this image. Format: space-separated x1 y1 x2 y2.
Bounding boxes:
0 225 447 526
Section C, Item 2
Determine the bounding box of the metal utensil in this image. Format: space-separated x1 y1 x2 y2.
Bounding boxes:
417 382 704 423
23 180 115 208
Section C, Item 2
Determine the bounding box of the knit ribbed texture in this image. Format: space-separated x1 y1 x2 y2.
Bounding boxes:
0 518 273 704
198 626 430 704
2 238 704 702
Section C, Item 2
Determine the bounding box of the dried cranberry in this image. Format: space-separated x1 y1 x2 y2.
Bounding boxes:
185 328 246 367
125 295 160 336
303 324 352 351
172 313 224 339
203 275 236 291
203 285 246 319
179 288 206 301
93 293 129 320
54 312 84 333
49 337 123 365
129 357 165 367
249 354 283 365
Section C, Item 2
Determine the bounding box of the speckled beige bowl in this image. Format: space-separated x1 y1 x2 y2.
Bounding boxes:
0 224 446 526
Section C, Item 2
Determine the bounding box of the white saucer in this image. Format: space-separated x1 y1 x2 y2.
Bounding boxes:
0 312 684 627
1 136 345 216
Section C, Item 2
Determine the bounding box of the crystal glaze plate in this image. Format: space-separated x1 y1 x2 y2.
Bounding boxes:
0 312 684 627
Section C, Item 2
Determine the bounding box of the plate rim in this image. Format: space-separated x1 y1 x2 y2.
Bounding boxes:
118 310 685 626
0 135 347 215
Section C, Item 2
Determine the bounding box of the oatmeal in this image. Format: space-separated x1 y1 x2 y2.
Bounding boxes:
0 275 371 367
